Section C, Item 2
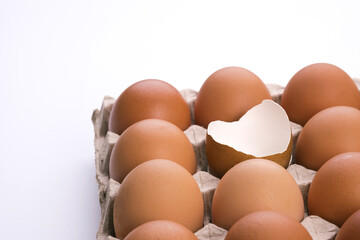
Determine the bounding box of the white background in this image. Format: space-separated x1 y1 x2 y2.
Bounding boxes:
0 0 359 239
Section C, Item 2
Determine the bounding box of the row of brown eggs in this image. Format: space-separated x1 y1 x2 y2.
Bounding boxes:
107 63 360 239
108 63 360 173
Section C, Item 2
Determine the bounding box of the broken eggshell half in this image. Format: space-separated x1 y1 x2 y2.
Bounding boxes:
206 99 292 178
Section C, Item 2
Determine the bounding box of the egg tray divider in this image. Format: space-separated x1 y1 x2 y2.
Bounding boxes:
92 79 360 240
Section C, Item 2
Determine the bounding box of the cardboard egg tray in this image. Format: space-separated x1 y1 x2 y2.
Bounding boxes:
92 78 360 240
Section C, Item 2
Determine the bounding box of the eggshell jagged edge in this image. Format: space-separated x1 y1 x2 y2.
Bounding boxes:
206 100 293 178
91 83 347 240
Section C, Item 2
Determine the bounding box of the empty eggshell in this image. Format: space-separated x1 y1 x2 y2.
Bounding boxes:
113 159 204 239
194 66 271 128
108 79 191 135
109 119 196 183
308 152 360 227
123 220 198 240
206 100 292 178
281 63 360 126
295 106 360 170
225 211 312 240
211 159 304 230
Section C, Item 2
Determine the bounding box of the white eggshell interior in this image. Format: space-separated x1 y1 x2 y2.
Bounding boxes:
207 100 291 157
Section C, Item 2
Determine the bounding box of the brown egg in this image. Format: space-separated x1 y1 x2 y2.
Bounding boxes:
113 159 204 239
194 66 271 128
108 79 191 135
123 220 198 240
308 152 360 227
109 119 196 183
295 106 360 170
225 211 312 240
336 209 360 240
281 63 360 126
212 159 304 230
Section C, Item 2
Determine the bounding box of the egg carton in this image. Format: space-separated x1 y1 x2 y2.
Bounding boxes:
91 80 360 240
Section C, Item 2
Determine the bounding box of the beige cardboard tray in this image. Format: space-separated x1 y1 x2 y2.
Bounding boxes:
92 79 360 240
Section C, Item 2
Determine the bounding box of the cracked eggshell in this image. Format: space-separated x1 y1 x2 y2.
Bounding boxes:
109 119 196 183
123 220 198 240
281 63 360 126
295 106 360 171
113 159 204 239
206 100 292 178
225 211 312 240
211 159 304 231
194 66 271 128
108 79 191 135
308 152 360 227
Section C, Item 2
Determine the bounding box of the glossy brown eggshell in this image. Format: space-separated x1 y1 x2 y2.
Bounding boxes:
211 159 304 230
281 63 360 126
295 106 360 170
113 159 204 239
123 220 198 240
109 119 196 183
108 79 191 135
308 152 360 227
336 209 360 240
225 211 312 240
194 66 271 128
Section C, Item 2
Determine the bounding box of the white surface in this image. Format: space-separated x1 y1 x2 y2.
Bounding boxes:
208 100 291 157
0 0 359 239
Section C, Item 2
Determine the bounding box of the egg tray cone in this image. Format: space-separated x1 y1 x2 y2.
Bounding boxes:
90 80 360 240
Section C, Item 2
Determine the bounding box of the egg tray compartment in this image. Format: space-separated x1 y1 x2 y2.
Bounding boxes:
92 80 360 240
